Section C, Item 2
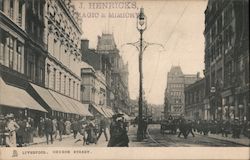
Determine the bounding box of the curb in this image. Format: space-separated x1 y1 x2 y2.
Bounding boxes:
195 133 250 147
27 135 73 146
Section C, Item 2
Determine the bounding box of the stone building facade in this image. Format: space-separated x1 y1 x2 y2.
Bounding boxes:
80 61 113 119
184 78 205 120
96 33 130 115
0 0 47 123
164 66 200 118
44 0 82 100
204 0 249 121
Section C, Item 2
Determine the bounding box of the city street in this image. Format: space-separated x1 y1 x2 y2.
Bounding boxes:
144 124 246 147
30 124 247 147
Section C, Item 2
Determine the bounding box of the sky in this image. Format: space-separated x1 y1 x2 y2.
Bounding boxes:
72 0 208 105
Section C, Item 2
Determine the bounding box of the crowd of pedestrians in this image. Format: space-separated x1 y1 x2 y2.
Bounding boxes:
0 113 37 147
0 113 131 147
162 115 250 139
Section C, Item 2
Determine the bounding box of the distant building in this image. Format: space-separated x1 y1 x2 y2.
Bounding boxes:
80 39 112 110
80 61 114 119
81 33 130 115
164 66 201 118
204 0 249 121
184 78 205 120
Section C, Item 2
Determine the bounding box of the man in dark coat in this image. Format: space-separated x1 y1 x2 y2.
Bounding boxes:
16 118 26 147
71 119 79 139
97 116 108 142
0 115 7 146
44 117 53 144
58 119 65 141
177 117 188 139
186 120 195 138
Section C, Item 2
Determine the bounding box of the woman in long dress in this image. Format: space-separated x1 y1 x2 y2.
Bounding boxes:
64 119 71 135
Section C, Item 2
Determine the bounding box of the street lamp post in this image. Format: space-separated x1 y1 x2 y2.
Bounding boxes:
122 7 164 141
137 8 147 141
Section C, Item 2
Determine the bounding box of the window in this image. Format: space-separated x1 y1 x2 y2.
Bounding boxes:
27 53 35 81
73 81 75 98
53 68 56 90
8 37 14 69
69 78 71 96
10 0 14 19
18 2 22 27
16 42 23 72
58 72 62 92
77 83 79 99
39 67 43 84
0 0 3 11
46 64 50 87
64 75 66 94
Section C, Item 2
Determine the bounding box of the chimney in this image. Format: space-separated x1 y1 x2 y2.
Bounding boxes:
197 72 200 79
81 39 89 52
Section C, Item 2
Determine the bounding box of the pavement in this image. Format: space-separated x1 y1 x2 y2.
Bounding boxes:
29 125 154 147
194 132 250 146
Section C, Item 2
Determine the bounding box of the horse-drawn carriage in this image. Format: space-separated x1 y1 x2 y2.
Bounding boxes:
160 119 178 135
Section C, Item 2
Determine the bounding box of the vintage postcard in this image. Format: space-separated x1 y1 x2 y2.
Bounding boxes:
0 0 249 159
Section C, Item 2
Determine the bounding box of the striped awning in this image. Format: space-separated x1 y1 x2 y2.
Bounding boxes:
0 78 47 112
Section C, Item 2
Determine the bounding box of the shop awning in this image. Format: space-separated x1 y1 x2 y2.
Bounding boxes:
105 107 114 116
91 104 108 118
48 90 77 114
70 100 92 116
29 83 65 113
0 78 47 112
101 107 114 118
48 90 92 116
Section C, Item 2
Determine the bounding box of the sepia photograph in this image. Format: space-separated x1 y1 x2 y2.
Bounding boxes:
0 0 249 159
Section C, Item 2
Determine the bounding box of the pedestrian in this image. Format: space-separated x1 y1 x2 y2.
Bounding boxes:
107 114 129 147
0 114 7 146
16 118 26 147
44 117 53 144
6 113 20 147
64 119 71 135
52 117 58 140
75 118 87 145
58 118 65 141
186 120 195 138
27 117 34 143
222 120 230 137
177 117 188 139
71 119 79 139
97 116 108 142
232 118 241 138
142 117 148 139
38 117 45 137
85 117 97 145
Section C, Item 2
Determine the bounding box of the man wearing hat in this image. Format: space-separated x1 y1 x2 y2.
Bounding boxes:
97 116 108 142
0 114 7 146
6 113 20 147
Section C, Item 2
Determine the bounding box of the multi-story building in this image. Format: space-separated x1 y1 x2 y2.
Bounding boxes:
81 33 131 115
184 78 205 120
81 39 112 107
80 61 113 119
0 0 92 121
164 66 200 118
204 0 249 121
96 33 130 115
0 0 47 123
28 0 91 118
